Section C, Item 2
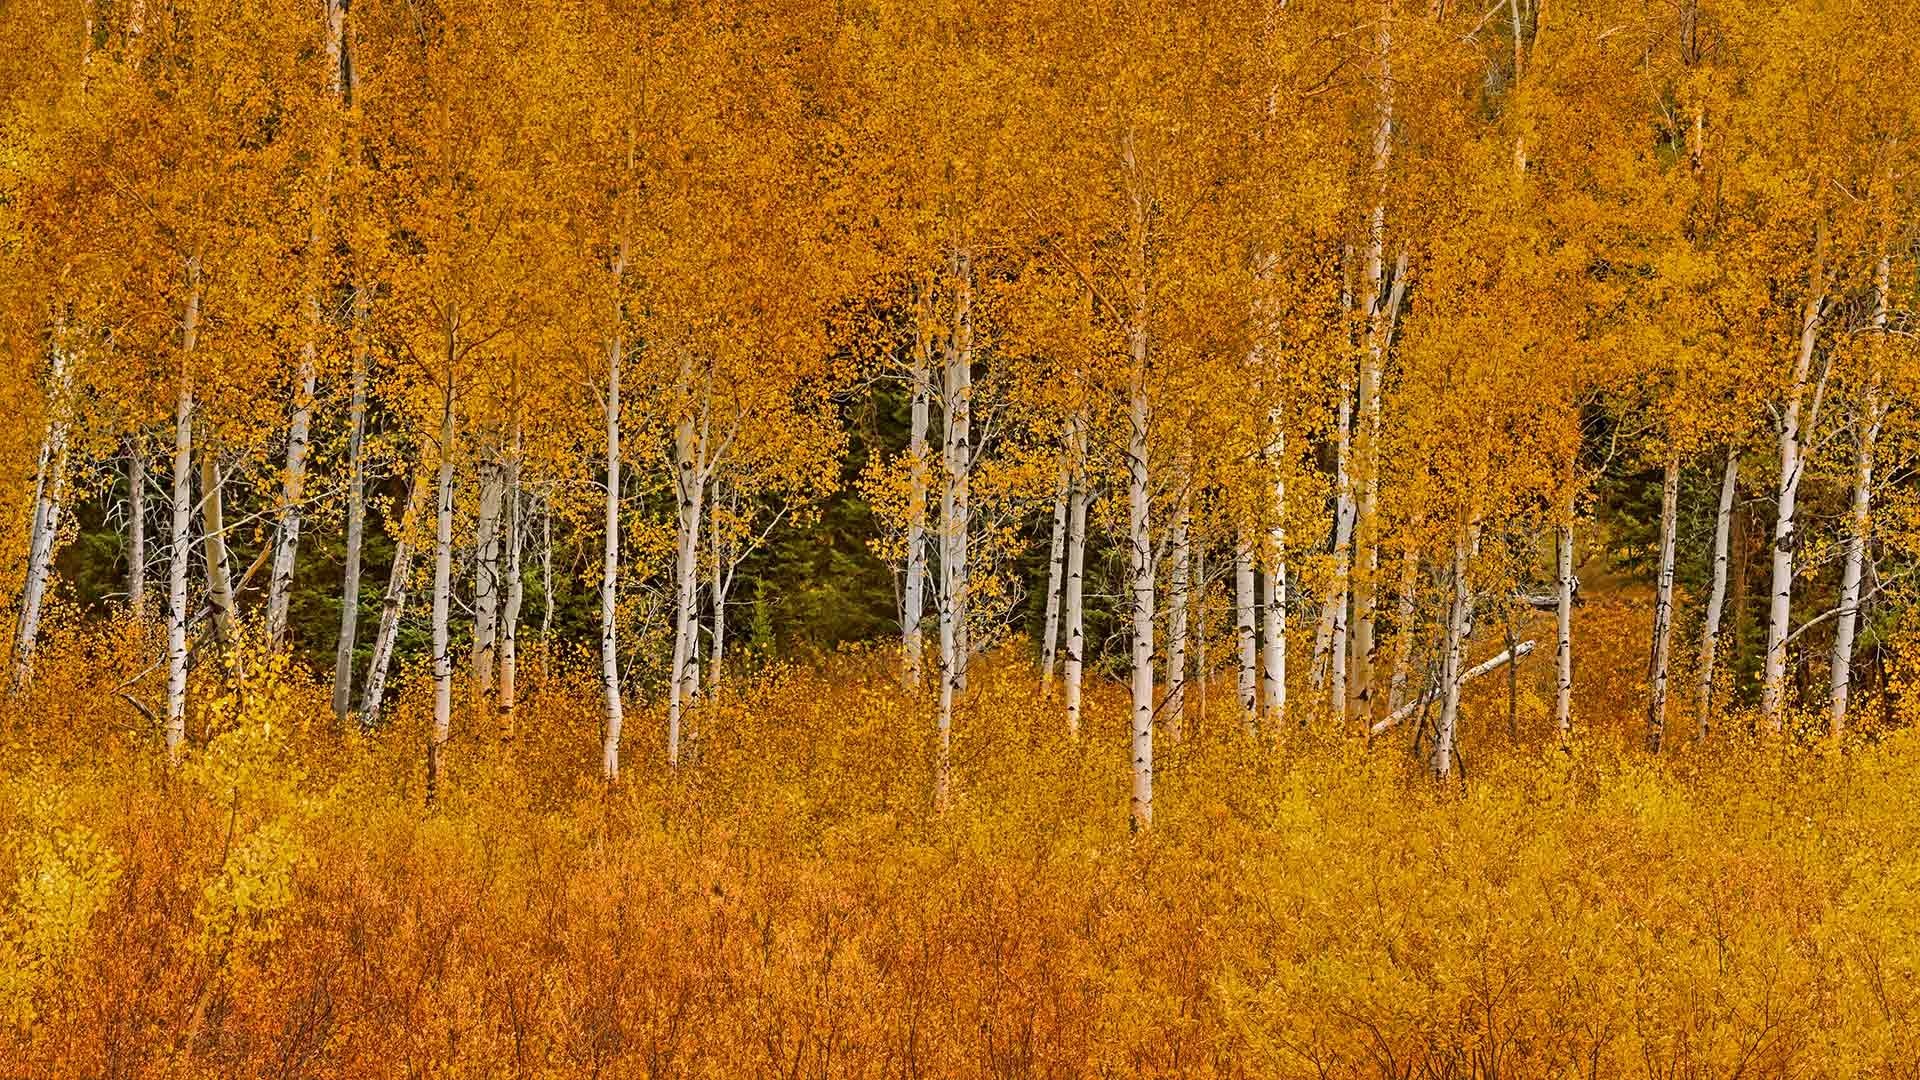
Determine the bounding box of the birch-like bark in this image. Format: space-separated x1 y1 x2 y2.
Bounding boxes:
1165 473 1191 737
1830 253 1889 738
709 521 726 691
1761 230 1827 729
1262 429 1287 725
1061 414 1089 738
264 296 320 646
667 356 712 765
360 476 423 729
1555 512 1575 739
1349 7 1397 725
1320 383 1355 714
471 457 504 693
128 442 147 616
902 277 933 687
428 381 455 804
498 427 523 738
1647 457 1679 752
12 340 73 685
1433 522 1473 779
540 496 553 644
935 247 973 810
1235 539 1258 727
1123 140 1154 830
601 333 625 780
1696 449 1738 734
164 261 201 760
333 289 370 720
1040 448 1070 684
199 455 236 644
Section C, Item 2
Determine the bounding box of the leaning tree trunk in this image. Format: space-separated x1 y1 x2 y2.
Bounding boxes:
1433 522 1473 780
1235 539 1258 728
1040 448 1070 685
1061 414 1089 738
12 340 74 686
264 296 320 647
427 380 456 805
1647 456 1679 752
1262 427 1287 725
360 475 423 729
601 334 625 780
199 454 237 645
1696 449 1738 735
1830 253 1889 739
902 277 933 688
1761 243 1826 731
333 289 370 720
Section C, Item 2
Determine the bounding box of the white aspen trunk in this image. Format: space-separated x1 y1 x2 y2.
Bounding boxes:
428 381 455 804
950 251 974 692
199 454 236 643
128 442 147 616
1373 639 1534 736
1350 10 1397 725
164 263 201 760
471 457 503 692
264 297 320 646
1235 540 1258 727
12 342 73 685
1061 414 1089 738
1262 429 1287 724
709 522 726 692
498 428 523 738
540 496 553 644
1195 542 1210 722
1762 241 1826 730
334 289 370 720
902 277 933 687
1555 513 1575 739
601 334 625 780
360 476 423 729
1830 254 1888 738
1647 457 1679 752
1126 370 1153 831
1040 449 1070 684
1697 449 1737 735
667 376 708 767
1321 386 1355 715
1433 523 1472 779
1165 475 1191 737
1387 544 1420 713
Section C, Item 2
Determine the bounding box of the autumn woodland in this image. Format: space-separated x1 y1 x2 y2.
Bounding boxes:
3 0 1920 1073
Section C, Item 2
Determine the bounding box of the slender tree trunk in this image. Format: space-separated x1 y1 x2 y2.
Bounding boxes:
1647 457 1679 752
334 289 370 720
902 277 933 687
199 454 236 644
428 380 455 805
165 267 199 760
128 441 147 616
1762 235 1826 730
1433 522 1472 779
1555 510 1575 739
1122 147 1154 830
935 248 973 809
1321 386 1355 715
667 385 708 767
264 296 320 646
1040 448 1070 684
1166 472 1191 738
1831 253 1889 738
1061 414 1089 738
1350 11 1397 726
471 457 503 693
1697 449 1738 734
1262 428 1287 725
360 476 423 729
1235 539 1258 728
12 342 73 685
709 523 727 691
601 334 625 780
498 425 523 739
540 496 553 645
1387 544 1420 713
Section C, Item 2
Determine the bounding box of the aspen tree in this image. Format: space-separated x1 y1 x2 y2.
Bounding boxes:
1696 449 1738 732
1647 458 1679 751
